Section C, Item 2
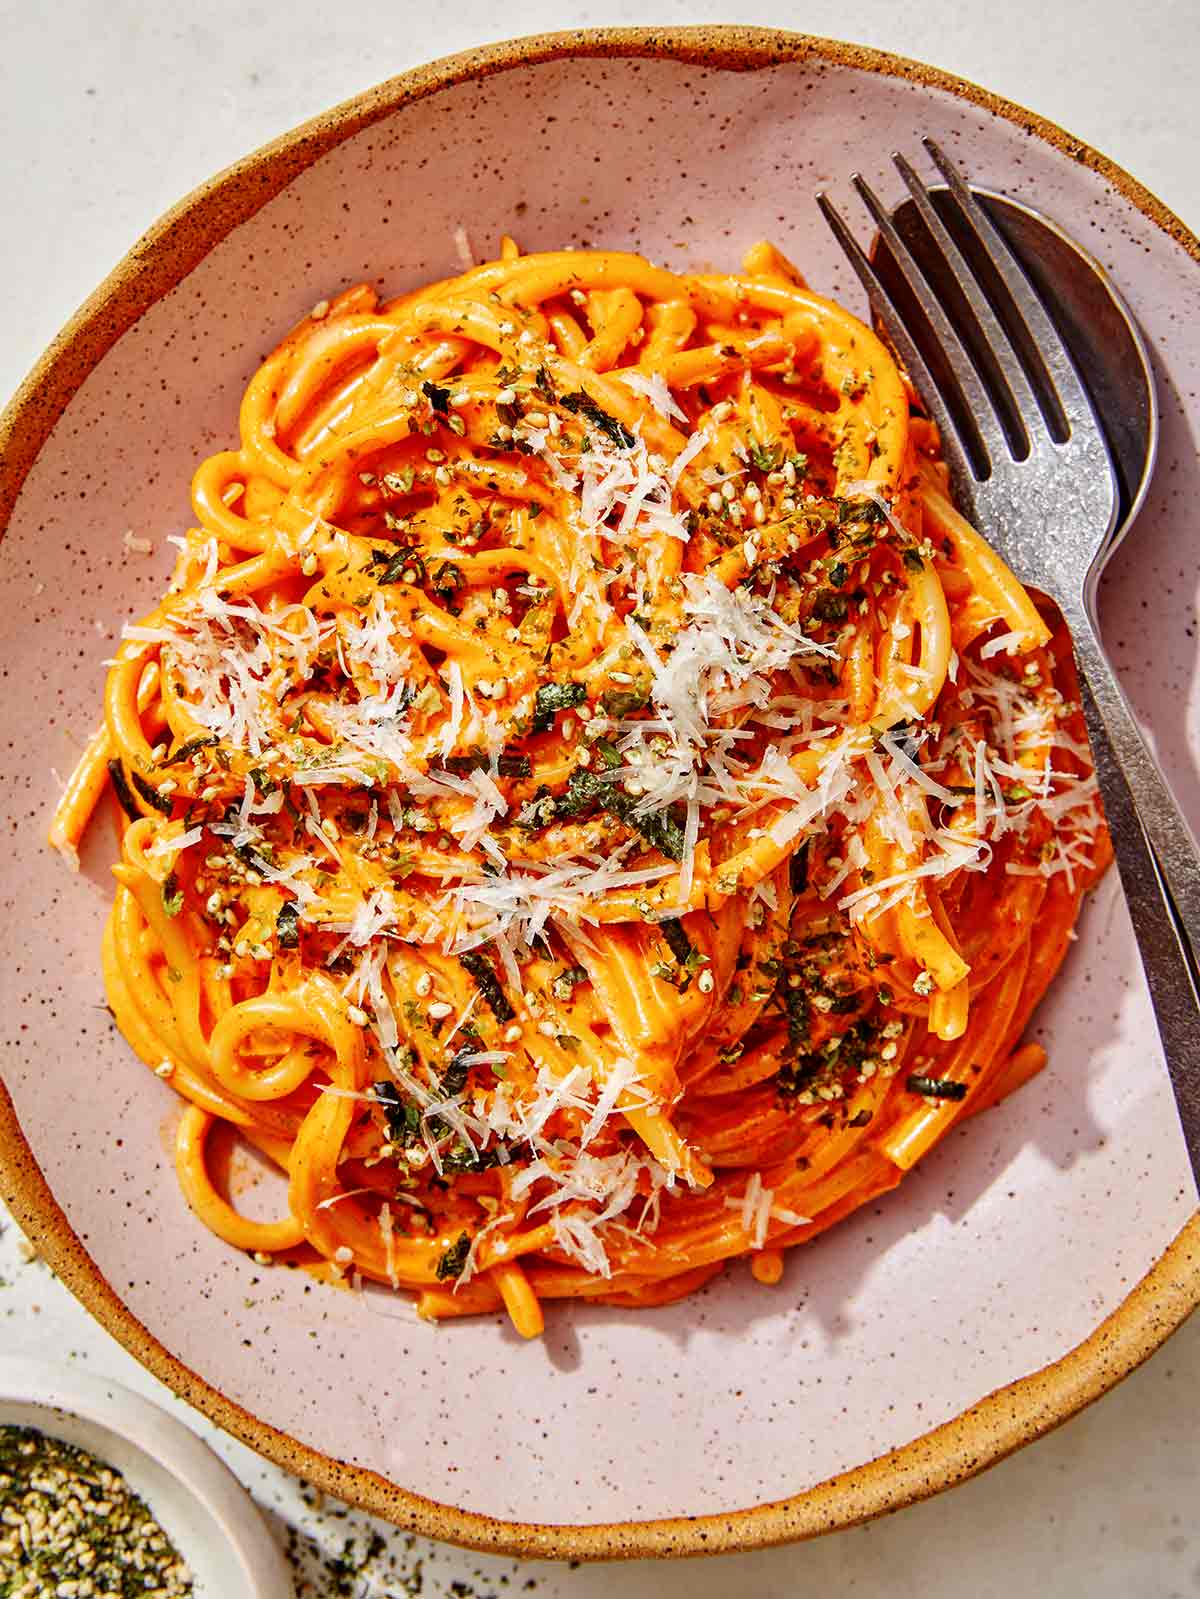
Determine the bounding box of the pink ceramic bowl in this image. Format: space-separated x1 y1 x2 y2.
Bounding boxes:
1 26 1198 1560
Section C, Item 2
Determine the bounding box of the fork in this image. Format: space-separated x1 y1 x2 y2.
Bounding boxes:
817 141 1200 1180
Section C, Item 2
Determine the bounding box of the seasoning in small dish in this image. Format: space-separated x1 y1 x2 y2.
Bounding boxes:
0 1424 193 1597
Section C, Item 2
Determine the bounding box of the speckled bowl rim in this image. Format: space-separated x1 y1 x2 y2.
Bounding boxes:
1 24 1198 1561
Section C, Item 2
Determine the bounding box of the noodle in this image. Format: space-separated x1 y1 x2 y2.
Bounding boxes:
50 239 1108 1337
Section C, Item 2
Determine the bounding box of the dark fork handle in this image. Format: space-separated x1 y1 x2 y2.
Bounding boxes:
1073 632 1200 1180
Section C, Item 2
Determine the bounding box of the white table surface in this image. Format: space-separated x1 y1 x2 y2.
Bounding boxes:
2 2 1198 1593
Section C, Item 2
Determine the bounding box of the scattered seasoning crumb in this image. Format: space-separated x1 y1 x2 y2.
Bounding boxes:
0 1424 193 1596
282 1478 545 1598
121 528 154 557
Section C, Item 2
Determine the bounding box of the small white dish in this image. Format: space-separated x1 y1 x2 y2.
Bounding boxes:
0 1358 293 1598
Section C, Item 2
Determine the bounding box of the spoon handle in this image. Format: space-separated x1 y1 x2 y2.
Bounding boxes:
1071 623 1200 1181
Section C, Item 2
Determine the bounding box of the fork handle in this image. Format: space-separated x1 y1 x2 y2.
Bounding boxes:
1069 621 1200 1179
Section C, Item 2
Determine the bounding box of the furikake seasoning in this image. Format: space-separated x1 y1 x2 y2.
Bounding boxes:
0 1424 193 1597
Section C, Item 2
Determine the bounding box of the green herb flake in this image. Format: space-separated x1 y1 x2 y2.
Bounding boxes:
559 389 635 448
161 871 184 918
107 759 142 821
661 919 695 966
276 901 300 950
435 1231 471 1281
376 549 426 587
129 769 174 815
531 680 587 735
749 442 780 472
158 734 219 768
458 950 515 1022
421 378 451 415
599 684 650 718
906 1074 968 1101
374 1079 422 1146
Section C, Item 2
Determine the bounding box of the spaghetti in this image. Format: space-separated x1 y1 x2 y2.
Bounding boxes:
50 239 1108 1338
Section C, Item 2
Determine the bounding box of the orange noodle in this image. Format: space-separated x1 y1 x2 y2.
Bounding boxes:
51 240 1108 1338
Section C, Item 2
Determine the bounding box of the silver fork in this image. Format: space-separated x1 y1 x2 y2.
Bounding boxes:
818 140 1200 1180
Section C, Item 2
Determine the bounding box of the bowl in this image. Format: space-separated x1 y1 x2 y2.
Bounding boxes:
0 1358 293 1595
1 25 1198 1560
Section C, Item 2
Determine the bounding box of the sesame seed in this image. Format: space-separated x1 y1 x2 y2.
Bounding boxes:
721 480 737 502
707 490 724 512
425 447 445 464
414 971 433 997
753 501 766 525
449 389 471 408
495 386 516 404
537 1020 558 1038
744 481 761 503
334 1246 354 1264
300 553 318 576
711 400 734 422
154 1060 174 1079
347 1005 369 1027
503 1023 523 1043
428 1001 454 1020
697 970 715 993
0 1429 193 1593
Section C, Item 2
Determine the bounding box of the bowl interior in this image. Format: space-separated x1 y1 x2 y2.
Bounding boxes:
2 36 1198 1535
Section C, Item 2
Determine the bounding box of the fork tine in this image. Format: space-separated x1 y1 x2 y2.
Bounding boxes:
891 150 1046 448
848 172 1014 472
922 138 1098 433
815 190 985 492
